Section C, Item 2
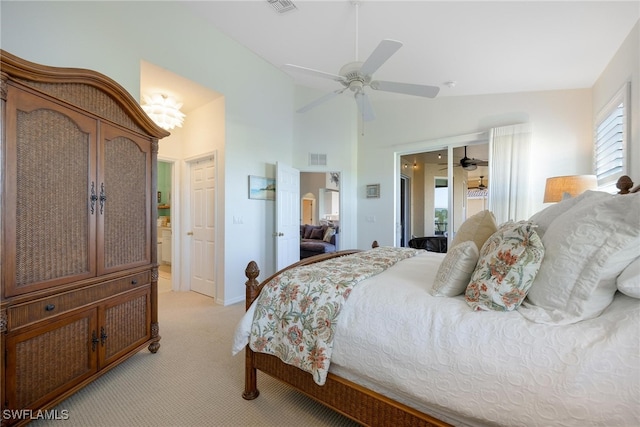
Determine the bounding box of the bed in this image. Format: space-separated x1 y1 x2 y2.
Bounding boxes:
232 175 640 427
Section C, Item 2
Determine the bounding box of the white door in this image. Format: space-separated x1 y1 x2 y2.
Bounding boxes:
189 156 216 297
276 162 300 271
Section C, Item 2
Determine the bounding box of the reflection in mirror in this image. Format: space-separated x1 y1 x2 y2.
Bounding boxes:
399 143 489 251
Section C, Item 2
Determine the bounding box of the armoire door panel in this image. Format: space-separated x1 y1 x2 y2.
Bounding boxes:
97 124 151 275
99 287 151 367
4 308 98 411
3 86 98 297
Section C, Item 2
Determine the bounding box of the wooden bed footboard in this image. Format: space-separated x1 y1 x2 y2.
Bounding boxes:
242 247 450 427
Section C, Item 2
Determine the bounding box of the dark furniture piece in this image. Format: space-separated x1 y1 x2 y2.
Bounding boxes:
300 224 339 259
1 50 167 426
408 236 448 253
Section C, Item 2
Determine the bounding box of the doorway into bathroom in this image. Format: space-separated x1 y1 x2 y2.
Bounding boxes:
157 160 174 292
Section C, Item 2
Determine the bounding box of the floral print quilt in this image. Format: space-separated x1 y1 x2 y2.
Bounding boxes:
249 247 420 385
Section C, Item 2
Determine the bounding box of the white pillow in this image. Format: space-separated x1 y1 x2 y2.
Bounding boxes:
450 210 497 251
617 257 640 298
522 193 640 324
465 221 544 311
528 190 612 238
431 241 479 297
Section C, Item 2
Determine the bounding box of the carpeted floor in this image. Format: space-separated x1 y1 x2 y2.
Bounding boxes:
32 291 359 427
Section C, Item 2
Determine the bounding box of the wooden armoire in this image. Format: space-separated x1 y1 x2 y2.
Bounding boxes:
0 51 168 425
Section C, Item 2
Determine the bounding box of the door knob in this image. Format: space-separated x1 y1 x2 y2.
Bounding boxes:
278 232 284 236
187 231 194 236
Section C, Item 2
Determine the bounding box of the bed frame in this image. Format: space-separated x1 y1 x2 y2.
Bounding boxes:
241 175 638 427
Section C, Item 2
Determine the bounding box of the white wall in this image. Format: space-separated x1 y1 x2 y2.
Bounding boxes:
355 89 592 247
293 86 358 250
593 21 640 180
1 1 295 305
2 3 636 304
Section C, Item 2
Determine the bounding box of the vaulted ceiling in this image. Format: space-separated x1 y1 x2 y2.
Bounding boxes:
185 1 638 99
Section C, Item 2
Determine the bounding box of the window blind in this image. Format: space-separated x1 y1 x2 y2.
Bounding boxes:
594 84 628 191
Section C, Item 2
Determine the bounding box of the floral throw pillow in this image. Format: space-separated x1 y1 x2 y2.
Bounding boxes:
465 221 544 311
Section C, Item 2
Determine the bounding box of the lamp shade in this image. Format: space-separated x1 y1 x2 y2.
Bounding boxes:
543 175 597 203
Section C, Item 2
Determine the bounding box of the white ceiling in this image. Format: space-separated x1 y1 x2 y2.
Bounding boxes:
182 0 639 100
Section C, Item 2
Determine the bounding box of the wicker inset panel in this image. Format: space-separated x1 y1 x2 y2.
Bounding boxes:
104 293 148 360
16 79 143 134
14 316 92 408
254 353 449 427
15 108 90 287
104 137 147 268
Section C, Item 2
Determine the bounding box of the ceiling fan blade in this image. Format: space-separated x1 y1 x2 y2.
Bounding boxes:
474 160 489 166
282 64 346 83
370 80 440 98
360 39 403 76
297 89 345 113
355 92 375 122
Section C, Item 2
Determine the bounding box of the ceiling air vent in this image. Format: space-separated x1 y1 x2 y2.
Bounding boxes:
309 153 327 166
267 0 297 14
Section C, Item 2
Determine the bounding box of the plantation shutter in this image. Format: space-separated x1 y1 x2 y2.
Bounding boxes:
594 84 628 191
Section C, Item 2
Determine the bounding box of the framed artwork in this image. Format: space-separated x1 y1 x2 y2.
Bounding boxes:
248 175 276 200
366 184 380 198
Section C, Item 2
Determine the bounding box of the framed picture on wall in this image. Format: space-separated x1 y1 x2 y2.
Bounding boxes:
248 175 276 200
366 184 380 198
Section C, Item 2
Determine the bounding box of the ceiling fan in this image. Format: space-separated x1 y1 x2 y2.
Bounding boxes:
439 146 489 171
469 176 487 190
283 1 440 121
458 146 488 171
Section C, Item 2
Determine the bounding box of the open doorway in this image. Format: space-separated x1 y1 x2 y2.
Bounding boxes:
157 159 175 293
300 172 341 248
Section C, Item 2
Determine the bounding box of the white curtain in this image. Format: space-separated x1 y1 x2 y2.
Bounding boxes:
488 123 532 225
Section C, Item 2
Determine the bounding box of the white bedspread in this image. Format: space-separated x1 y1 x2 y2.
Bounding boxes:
233 251 640 427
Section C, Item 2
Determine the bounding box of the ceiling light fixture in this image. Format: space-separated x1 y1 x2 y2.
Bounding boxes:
141 93 185 130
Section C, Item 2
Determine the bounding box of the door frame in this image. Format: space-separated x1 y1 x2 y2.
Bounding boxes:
400 174 411 247
158 156 179 292
182 151 218 299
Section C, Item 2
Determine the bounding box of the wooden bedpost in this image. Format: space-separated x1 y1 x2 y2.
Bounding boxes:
245 261 261 310
243 261 260 400
616 175 640 194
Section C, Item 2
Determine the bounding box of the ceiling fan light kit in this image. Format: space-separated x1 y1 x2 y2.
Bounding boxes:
284 2 440 121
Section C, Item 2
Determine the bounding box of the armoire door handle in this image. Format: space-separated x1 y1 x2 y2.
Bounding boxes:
90 182 98 214
100 327 108 346
91 331 99 351
99 183 106 214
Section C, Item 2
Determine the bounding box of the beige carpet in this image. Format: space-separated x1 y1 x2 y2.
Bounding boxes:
32 291 359 427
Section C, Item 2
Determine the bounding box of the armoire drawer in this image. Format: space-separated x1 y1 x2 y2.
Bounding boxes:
7 271 150 330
